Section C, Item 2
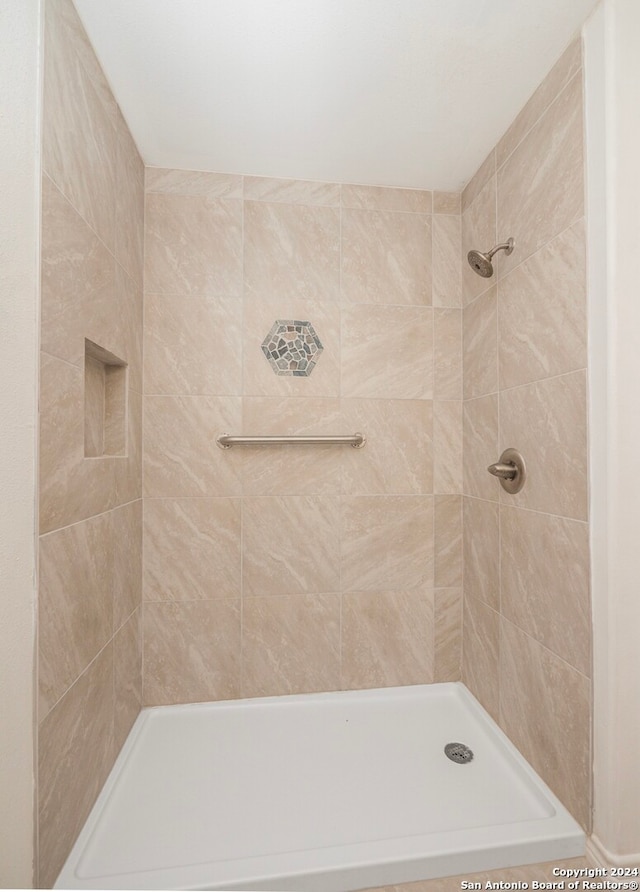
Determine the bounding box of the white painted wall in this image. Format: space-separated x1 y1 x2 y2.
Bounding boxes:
0 0 42 885
585 0 640 864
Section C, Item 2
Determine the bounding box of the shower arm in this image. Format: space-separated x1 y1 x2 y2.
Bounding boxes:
486 240 514 261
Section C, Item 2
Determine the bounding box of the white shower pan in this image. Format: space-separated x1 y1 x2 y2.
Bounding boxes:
55 683 584 891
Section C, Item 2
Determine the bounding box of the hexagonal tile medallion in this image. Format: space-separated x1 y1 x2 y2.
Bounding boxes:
261 320 323 377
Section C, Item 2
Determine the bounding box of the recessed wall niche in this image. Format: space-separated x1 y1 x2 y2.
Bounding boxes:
84 339 128 458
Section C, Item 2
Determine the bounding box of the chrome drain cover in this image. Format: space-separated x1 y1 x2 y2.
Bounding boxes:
444 742 474 764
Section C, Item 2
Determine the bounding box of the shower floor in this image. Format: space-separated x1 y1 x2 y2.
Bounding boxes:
55 683 584 891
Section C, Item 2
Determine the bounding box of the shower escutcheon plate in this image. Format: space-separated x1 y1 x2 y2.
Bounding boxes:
487 447 526 494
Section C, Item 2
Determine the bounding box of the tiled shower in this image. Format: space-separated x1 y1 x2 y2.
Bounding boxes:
36 0 591 885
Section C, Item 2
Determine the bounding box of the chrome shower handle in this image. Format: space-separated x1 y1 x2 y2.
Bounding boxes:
487 448 526 494
487 461 517 480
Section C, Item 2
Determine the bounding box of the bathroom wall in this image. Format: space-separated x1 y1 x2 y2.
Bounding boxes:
37 0 144 884
460 37 591 829
142 174 464 703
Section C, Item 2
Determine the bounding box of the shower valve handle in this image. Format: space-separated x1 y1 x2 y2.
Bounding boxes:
487 461 517 480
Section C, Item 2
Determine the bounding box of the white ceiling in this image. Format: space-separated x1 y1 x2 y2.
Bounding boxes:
73 0 598 191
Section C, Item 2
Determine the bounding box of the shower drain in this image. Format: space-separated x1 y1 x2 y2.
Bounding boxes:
444 742 474 764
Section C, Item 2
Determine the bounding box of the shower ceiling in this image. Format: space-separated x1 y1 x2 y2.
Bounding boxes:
72 0 598 190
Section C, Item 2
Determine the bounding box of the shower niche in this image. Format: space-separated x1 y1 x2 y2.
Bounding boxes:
83 339 128 458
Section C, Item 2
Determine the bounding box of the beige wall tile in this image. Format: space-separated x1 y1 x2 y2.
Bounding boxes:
342 305 433 399
463 497 499 610
114 386 143 505
432 216 462 308
434 309 462 399
143 600 241 706
144 292 242 396
434 588 462 682
433 192 461 215
497 37 582 168
462 148 496 213
498 220 587 390
462 595 499 720
499 371 588 519
41 174 114 368
244 200 340 301
39 352 117 534
43 0 117 252
463 286 498 399
112 500 142 629
342 590 434 689
341 209 432 305
462 393 499 502
244 298 340 397
38 644 114 888
144 193 242 294
143 395 242 497
39 513 113 719
341 399 433 495
113 607 142 753
462 177 497 305
497 73 584 277
145 167 242 197
341 496 433 592
433 401 462 494
115 130 144 288
501 506 591 675
241 397 344 495
242 496 340 596
242 594 340 697
244 176 340 206
499 618 590 828
342 184 432 213
143 498 241 601
434 495 462 588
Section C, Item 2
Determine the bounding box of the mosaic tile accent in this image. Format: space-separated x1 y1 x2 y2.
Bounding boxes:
261 320 323 377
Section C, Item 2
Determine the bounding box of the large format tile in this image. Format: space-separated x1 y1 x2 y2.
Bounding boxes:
113 607 142 752
462 595 499 721
341 208 432 305
433 191 461 215
144 291 242 395
143 395 242 497
341 399 433 495
112 499 142 630
145 167 242 198
144 193 242 295
342 305 433 399
463 497 499 610
241 397 343 495
242 594 340 697
434 588 462 682
462 394 499 502
462 149 495 214
341 184 431 213
43 0 117 252
499 371 588 519
143 600 241 705
432 215 461 308
433 401 462 494
242 496 341 596
39 512 113 719
244 200 340 301
497 73 584 277
244 176 340 206
38 644 114 889
143 498 241 601
498 220 587 390
463 287 498 399
497 37 582 168
341 590 434 689
434 309 462 399
115 128 144 288
500 506 591 675
434 495 462 588
499 618 591 828
341 496 433 592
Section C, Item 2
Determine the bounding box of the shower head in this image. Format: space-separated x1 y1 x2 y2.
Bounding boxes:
467 237 515 278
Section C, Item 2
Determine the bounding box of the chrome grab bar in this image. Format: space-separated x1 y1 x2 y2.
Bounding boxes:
216 432 366 450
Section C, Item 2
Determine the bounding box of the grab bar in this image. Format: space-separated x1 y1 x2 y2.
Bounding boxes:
216 433 366 449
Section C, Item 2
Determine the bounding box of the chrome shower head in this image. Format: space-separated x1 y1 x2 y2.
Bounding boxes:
467 237 515 278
